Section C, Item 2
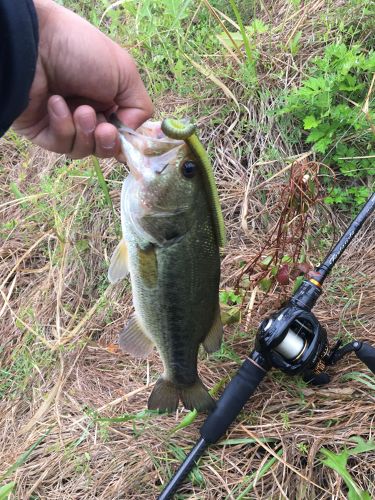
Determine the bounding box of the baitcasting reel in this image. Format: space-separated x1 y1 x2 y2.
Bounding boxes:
159 193 375 500
256 278 375 385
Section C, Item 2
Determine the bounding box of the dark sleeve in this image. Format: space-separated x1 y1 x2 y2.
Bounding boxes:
0 0 39 137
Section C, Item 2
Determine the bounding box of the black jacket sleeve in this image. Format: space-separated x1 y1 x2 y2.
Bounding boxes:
0 0 39 137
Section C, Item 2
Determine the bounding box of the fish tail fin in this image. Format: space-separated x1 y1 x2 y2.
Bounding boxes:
148 377 179 413
180 379 215 412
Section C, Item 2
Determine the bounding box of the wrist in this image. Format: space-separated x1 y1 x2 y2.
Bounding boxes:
0 0 40 135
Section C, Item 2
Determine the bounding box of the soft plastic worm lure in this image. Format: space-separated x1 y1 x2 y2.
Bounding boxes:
161 118 226 248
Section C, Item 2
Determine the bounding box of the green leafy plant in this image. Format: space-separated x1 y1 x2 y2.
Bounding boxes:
319 437 375 500
219 289 242 305
92 157 113 210
219 289 242 324
281 43 375 207
258 254 312 294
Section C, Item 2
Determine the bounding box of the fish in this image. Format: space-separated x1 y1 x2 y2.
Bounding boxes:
108 116 226 412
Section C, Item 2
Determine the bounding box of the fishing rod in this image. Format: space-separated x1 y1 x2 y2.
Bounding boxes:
158 193 375 500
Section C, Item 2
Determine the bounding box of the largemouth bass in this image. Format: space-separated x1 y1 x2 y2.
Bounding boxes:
108 117 226 412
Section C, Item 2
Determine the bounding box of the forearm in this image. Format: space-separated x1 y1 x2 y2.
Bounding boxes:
33 0 57 31
0 0 39 136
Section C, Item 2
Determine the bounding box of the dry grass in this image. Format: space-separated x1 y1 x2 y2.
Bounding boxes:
1 0 374 498
1 125 374 499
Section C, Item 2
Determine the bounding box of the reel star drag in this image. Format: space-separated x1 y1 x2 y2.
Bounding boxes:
159 193 375 500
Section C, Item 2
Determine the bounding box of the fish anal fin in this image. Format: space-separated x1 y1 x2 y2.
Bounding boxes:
108 239 129 284
203 305 223 353
137 244 158 288
180 379 215 412
119 314 154 359
148 377 179 413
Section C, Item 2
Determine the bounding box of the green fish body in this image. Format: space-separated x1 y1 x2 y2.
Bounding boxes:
108 118 225 412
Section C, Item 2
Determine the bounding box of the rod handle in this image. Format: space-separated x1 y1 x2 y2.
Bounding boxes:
200 355 268 444
355 342 375 374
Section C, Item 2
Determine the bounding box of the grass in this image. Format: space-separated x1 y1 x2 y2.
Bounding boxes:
319 437 375 500
1 0 374 498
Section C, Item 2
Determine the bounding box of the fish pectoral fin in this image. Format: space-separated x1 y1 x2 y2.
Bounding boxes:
108 239 129 284
148 377 179 413
180 379 215 412
203 305 223 353
162 234 185 247
119 314 154 359
137 244 158 288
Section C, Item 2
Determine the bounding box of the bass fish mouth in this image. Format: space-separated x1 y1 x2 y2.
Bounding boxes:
112 117 185 180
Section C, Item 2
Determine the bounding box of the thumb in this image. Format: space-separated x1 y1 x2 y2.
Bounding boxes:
116 106 153 131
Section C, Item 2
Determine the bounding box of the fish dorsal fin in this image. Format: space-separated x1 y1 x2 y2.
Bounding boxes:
119 313 154 359
203 305 223 353
108 239 129 284
161 118 226 247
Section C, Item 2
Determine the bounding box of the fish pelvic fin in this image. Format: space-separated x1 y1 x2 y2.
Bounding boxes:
108 239 129 284
148 377 179 413
203 304 223 354
180 379 215 412
119 313 154 359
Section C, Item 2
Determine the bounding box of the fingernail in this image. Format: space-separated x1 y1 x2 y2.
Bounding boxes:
79 114 96 134
100 134 116 150
50 96 69 118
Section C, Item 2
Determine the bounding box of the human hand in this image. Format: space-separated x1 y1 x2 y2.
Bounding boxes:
12 0 153 158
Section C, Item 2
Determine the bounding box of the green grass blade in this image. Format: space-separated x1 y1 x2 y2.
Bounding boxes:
171 409 198 432
234 448 283 500
0 428 52 481
341 371 375 391
319 438 375 500
228 0 254 67
9 182 24 200
0 482 16 500
92 157 113 210
95 409 160 423
9 182 28 209
168 443 205 485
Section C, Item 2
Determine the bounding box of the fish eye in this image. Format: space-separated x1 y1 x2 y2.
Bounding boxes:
181 160 197 179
